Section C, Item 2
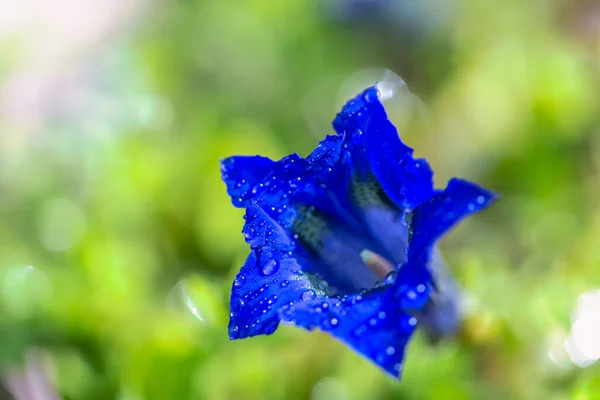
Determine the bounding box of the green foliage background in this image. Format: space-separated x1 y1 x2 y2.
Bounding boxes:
1 0 600 399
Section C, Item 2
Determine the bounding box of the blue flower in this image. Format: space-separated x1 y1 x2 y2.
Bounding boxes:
220 86 495 378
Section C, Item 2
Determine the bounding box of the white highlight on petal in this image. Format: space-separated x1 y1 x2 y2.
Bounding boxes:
564 289 600 367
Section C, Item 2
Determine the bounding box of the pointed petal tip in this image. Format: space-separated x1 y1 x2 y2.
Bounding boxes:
447 178 497 209
380 360 404 380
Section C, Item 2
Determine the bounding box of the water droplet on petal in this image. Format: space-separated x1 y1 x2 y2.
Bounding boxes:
301 289 316 301
258 284 269 292
384 270 397 285
233 297 245 310
233 275 246 288
280 280 289 288
386 346 395 356
261 259 279 276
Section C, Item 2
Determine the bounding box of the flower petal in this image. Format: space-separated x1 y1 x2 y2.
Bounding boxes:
281 283 429 378
399 179 495 341
408 178 496 257
332 86 379 137
416 249 463 341
364 113 434 209
333 86 435 209
221 155 277 208
229 204 313 339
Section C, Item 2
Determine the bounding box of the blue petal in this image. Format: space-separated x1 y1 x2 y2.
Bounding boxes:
332 86 379 136
408 178 496 257
364 113 434 209
416 249 463 341
333 86 435 209
221 155 276 208
229 204 313 339
281 281 430 378
400 179 495 340
306 134 345 169
221 139 352 230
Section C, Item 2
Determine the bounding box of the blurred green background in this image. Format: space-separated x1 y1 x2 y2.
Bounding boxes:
0 0 599 399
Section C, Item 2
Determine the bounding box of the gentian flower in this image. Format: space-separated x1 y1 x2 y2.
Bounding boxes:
221 85 495 378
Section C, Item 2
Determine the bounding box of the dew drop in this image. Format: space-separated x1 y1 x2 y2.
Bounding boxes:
233 275 246 288
301 289 316 301
262 259 279 276
383 270 397 285
477 195 486 204
233 297 245 309
280 280 289 288
386 346 395 356
258 284 269 292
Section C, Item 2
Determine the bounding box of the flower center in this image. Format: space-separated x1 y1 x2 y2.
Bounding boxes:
292 184 409 297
